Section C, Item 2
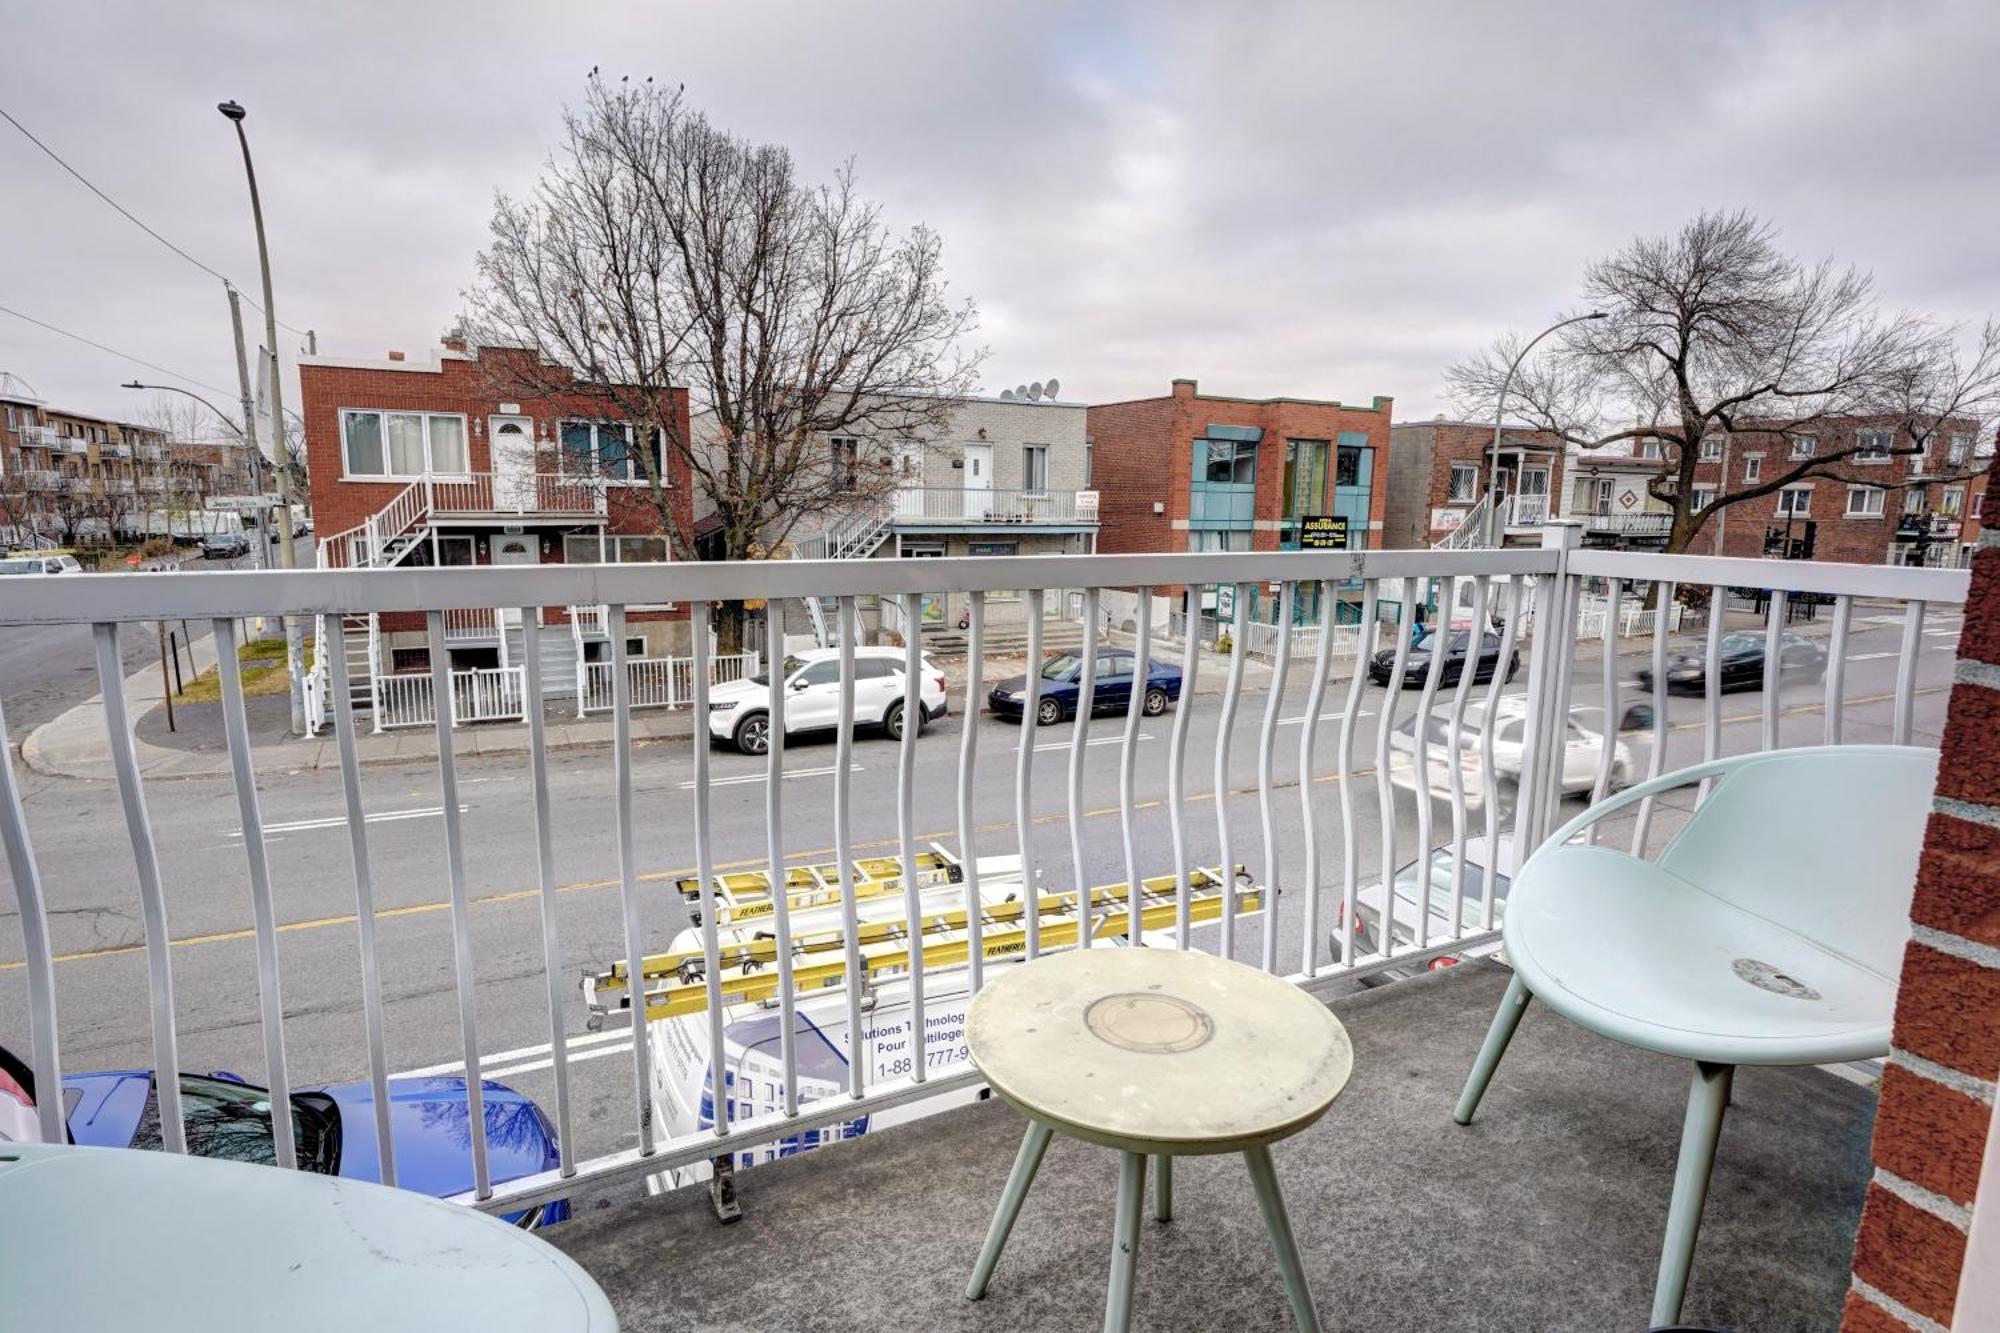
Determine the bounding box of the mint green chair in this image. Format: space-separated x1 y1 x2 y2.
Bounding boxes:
1453 745 1937 1326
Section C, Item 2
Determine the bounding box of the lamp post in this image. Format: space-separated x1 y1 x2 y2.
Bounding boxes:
1486 311 1607 545
120 380 268 570
218 98 304 734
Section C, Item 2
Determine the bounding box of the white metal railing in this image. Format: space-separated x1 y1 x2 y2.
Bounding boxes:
578 650 760 715
1583 510 1673 539
1433 496 1493 549
1507 494 1550 526
793 503 892 561
0 545 1965 1222
1242 618 1363 662
889 487 1099 524
443 607 503 641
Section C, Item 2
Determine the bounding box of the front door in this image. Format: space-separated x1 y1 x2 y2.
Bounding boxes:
962 444 992 519
490 416 536 511
492 534 537 626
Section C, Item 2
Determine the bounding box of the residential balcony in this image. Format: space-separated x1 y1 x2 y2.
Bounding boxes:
1503 493 1550 528
891 485 1099 527
1581 510 1674 541
0 545 1971 1331
11 423 61 449
18 469 64 491
425 471 607 519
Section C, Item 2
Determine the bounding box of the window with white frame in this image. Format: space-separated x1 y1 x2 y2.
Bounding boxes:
564 534 669 564
560 420 661 484
1022 444 1050 494
1973 491 1985 520
1789 434 1817 460
1946 434 1972 466
1941 486 1965 517
1448 462 1479 502
1776 485 1811 516
1691 486 1714 512
1853 428 1894 463
1845 486 1884 517
1700 435 1722 461
1084 439 1094 487
831 436 859 491
1904 486 1928 515
340 410 468 478
1743 455 1762 483
1635 438 1661 459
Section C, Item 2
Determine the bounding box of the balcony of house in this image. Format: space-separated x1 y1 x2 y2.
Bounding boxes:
1580 509 1675 544
424 471 609 521
890 484 1099 529
0 544 1971 1332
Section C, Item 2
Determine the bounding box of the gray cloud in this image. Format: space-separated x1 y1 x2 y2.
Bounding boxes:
1 0 1993 427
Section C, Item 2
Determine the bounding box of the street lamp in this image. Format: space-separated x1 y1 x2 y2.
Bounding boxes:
1486 310 1608 544
219 98 305 734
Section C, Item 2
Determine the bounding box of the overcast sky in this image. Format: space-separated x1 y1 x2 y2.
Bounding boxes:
3 0 1995 429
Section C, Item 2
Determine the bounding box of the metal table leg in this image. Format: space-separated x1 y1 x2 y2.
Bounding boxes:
966 1120 1054 1300
1244 1145 1323 1333
1103 1151 1146 1333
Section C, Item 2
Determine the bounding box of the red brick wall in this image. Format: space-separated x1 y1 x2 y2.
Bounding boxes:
1086 379 1394 556
1843 445 2000 1331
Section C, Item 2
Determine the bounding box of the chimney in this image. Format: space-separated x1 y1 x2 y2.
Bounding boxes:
441 334 467 353
387 350 406 362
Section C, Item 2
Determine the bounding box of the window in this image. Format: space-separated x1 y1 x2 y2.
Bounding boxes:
560 420 656 483
831 437 858 491
1700 435 1722 461
407 534 475 567
1974 491 1985 520
1776 486 1811 516
1198 438 1257 485
1904 487 1928 515
1845 486 1884 517
1854 429 1894 463
1022 445 1049 494
1448 463 1479 502
793 660 840 688
340 410 468 477
1743 455 1762 483
1691 487 1714 512
1635 438 1660 459
1083 439 1093 487
1941 486 1965 518
1188 528 1251 552
564 534 669 564
1789 434 1817 460
1946 434 1972 466
1334 443 1364 487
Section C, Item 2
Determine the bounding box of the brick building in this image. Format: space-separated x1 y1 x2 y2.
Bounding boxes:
299 339 694 715
1383 418 1567 549
1087 378 1392 623
1684 417 1990 568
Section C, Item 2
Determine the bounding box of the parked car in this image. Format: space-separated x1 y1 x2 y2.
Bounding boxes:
1635 630 1827 695
0 553 82 575
1386 697 1632 799
61 1069 569 1227
1329 836 1518 982
201 530 251 559
706 645 948 755
1368 620 1519 689
987 649 1183 725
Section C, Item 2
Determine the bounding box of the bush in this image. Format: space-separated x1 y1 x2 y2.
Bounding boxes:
1215 633 1234 654
140 537 178 558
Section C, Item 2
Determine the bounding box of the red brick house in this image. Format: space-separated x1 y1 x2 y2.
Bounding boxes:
1383 418 1568 549
1086 378 1392 624
299 339 693 720
1682 417 1989 568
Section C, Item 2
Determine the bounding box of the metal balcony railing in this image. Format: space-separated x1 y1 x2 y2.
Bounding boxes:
1584 510 1674 537
1506 494 1550 527
0 544 1967 1224
890 486 1099 524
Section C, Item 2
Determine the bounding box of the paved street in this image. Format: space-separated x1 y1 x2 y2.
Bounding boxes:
0 607 1960 1214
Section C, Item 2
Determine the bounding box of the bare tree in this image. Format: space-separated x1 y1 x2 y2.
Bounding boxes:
470 78 983 646
1448 211 1997 552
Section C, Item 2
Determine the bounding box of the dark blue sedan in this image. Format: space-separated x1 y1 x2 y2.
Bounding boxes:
63 1069 569 1227
987 649 1183 725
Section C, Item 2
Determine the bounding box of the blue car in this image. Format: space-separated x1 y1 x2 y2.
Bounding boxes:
62 1069 568 1227
987 649 1183 725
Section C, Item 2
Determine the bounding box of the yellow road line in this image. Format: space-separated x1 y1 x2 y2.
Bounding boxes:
3 683 1947 972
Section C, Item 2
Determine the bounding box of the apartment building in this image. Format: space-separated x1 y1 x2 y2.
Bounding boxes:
298 339 695 714
1383 418 1567 549
1087 378 1391 624
1684 417 1991 567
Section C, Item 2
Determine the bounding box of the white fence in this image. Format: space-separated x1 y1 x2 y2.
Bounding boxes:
376 665 529 730
577 650 761 716
0 545 1966 1223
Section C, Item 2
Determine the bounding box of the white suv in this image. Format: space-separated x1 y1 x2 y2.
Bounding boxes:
705 647 949 755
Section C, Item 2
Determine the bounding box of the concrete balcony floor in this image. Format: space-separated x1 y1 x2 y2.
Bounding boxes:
549 961 1873 1332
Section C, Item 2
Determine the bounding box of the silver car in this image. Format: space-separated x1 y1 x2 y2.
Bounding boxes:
1329 835 1518 983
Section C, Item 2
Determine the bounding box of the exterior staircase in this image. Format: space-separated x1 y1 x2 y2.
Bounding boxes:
505 619 583 698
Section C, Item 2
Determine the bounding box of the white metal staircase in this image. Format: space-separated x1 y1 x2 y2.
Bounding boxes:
1434 495 1495 550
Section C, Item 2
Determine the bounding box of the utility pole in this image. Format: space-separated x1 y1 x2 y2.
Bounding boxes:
224 285 269 571
1486 310 1608 545
220 99 305 735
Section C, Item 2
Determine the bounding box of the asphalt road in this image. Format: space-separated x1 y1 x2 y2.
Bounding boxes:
0 606 1961 1215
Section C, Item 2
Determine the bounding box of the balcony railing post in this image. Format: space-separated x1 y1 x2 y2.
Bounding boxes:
1516 521 1583 851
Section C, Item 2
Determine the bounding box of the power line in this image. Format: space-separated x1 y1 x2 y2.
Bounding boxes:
0 102 312 339
0 302 239 399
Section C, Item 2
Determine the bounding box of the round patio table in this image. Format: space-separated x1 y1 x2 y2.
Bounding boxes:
963 946 1352 1333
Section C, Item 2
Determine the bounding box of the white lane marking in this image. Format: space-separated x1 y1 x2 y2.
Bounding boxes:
1923 628 1960 637
1848 651 1900 661
485 1040 634 1082
1278 711 1375 726
1031 731 1155 753
682 762 865 790
230 804 467 838
392 1025 632 1080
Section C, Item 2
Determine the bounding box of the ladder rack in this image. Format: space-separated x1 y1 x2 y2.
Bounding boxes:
584 864 1255 1026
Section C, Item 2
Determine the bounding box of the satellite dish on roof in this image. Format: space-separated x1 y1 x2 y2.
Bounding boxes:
998 388 1015 400
1028 381 1044 401
1016 384 1029 399
1044 377 1060 400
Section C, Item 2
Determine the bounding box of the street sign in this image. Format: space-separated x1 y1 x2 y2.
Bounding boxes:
1298 515 1349 549
206 494 282 513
